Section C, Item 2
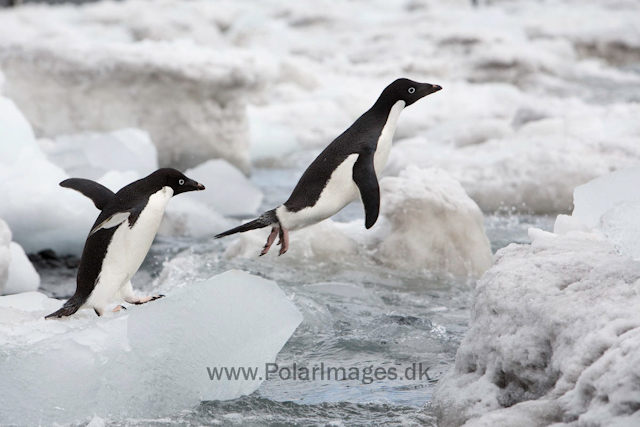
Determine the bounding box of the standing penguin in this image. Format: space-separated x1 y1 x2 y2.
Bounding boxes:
215 78 442 255
46 168 205 319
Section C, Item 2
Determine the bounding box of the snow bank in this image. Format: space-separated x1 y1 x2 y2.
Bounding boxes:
377 167 493 276
3 242 40 295
0 219 11 295
0 96 95 255
225 167 492 277
433 232 640 427
0 270 302 425
40 128 158 181
183 159 264 217
0 41 265 172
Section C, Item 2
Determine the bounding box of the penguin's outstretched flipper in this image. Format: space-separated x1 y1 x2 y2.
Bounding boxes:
352 151 380 229
60 178 115 210
45 294 86 319
214 209 278 239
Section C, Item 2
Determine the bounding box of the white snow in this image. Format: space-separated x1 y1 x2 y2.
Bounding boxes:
225 167 492 277
433 232 640 427
183 159 264 218
3 242 40 295
0 219 11 295
0 96 95 256
0 270 302 425
40 128 158 181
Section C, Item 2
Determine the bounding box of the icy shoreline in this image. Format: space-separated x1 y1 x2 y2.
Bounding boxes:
434 171 640 427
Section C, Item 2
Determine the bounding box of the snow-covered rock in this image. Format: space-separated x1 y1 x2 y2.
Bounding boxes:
377 167 493 276
3 242 40 295
0 96 95 255
40 128 158 181
225 167 492 277
433 232 640 427
0 270 302 425
0 41 266 172
183 159 263 217
0 219 11 295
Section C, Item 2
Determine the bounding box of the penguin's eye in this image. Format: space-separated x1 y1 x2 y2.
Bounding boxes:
178 179 185 185
408 87 416 94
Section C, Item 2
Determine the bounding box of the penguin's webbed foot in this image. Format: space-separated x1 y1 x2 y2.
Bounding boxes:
260 227 279 256
277 227 289 256
112 305 127 313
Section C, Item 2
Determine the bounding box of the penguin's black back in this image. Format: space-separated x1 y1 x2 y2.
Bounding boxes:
284 102 392 212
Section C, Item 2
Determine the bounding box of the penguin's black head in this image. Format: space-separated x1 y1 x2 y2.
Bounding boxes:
153 168 206 195
381 78 442 107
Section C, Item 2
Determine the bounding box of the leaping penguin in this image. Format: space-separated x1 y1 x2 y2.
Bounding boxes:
215 78 442 255
46 168 205 319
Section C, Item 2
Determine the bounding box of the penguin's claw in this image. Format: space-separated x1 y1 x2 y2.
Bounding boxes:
112 305 127 313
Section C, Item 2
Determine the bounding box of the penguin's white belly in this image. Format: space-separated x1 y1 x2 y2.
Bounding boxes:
373 100 405 172
85 187 173 309
277 154 360 231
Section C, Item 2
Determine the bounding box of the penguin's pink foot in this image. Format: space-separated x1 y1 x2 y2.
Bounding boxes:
260 227 279 256
112 305 127 313
126 295 165 305
278 228 289 256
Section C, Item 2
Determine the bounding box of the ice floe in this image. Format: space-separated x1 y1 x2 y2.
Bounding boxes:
0 270 302 425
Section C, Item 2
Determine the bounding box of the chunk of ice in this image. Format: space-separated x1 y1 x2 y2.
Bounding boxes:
0 270 302 425
3 242 40 295
573 167 640 228
0 219 11 295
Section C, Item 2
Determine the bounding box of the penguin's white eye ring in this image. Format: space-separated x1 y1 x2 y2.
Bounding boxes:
408 87 416 94
179 179 185 185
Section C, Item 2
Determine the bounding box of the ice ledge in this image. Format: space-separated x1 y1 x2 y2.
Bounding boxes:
433 234 640 427
0 270 302 425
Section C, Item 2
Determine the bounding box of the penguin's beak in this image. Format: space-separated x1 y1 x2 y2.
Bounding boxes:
419 83 442 97
195 182 206 191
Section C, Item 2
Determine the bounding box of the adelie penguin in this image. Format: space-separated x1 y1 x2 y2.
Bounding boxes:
215 78 442 255
45 168 205 319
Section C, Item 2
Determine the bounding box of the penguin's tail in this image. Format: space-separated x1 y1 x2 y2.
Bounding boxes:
45 294 86 319
215 209 278 239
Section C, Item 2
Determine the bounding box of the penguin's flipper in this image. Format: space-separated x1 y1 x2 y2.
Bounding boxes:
89 211 131 236
353 151 380 229
60 178 115 210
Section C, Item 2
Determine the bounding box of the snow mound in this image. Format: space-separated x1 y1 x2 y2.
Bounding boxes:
433 233 640 427
0 41 266 172
0 96 95 255
183 159 264 217
40 128 158 181
377 167 493 276
4 242 40 295
225 167 492 277
0 270 302 425
0 219 11 295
